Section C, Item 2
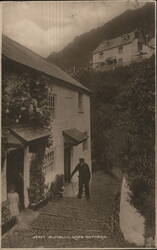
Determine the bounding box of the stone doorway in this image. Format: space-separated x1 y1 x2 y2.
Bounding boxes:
64 147 71 183
7 148 24 210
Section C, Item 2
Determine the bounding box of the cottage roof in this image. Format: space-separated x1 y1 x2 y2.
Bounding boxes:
7 131 23 151
2 35 91 94
93 31 135 54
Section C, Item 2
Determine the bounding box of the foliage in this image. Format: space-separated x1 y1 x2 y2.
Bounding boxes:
28 149 47 205
2 72 51 128
49 174 64 200
75 56 155 234
2 69 53 162
2 201 11 225
116 57 155 234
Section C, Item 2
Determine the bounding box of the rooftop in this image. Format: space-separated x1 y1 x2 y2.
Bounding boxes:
2 35 91 94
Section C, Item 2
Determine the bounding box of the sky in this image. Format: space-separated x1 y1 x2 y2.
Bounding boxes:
2 1 151 58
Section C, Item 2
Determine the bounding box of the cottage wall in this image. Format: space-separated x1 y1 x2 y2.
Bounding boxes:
46 84 91 188
123 39 137 63
44 155 56 188
23 148 35 208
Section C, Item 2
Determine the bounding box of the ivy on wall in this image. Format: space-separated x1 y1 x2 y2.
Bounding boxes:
2 72 51 127
2 66 54 206
28 149 46 206
2 201 11 225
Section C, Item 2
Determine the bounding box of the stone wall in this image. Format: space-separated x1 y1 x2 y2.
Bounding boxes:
119 175 145 246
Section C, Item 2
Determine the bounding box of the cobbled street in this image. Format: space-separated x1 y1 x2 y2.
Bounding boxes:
2 171 130 248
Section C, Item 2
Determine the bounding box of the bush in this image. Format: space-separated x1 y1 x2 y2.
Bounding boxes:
75 56 155 235
49 174 65 200
2 200 11 225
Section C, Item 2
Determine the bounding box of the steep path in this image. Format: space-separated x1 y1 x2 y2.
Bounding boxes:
2 171 130 248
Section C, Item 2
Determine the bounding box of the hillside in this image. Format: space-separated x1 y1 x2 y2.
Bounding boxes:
74 56 155 238
47 2 155 72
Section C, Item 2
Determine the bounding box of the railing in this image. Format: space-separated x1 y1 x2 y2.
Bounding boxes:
92 55 147 72
94 63 123 72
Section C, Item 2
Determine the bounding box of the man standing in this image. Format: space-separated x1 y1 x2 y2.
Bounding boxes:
70 158 91 200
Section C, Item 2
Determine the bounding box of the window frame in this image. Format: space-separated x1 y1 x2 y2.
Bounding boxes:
118 58 123 65
43 147 55 175
99 51 104 58
82 131 88 151
48 91 57 118
138 41 143 52
78 92 84 113
118 46 123 54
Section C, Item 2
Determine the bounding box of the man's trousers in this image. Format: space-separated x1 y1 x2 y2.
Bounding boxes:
78 179 90 199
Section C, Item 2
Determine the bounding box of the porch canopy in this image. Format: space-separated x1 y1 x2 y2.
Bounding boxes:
63 128 87 147
7 132 24 152
7 127 50 149
10 127 50 143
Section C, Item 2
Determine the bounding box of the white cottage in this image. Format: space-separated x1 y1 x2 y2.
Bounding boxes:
2 36 91 214
92 30 155 71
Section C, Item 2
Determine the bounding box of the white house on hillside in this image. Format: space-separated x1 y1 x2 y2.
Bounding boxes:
92 30 155 71
2 35 91 214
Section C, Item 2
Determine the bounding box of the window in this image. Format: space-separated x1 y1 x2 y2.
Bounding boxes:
82 131 88 151
43 147 55 174
78 93 84 113
118 58 123 65
99 51 103 57
48 94 56 109
106 57 114 65
48 92 56 118
138 41 143 51
118 46 123 54
113 58 117 64
106 40 110 46
100 62 105 67
122 34 130 41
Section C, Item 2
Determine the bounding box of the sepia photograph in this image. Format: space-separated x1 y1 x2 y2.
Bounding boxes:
1 0 156 248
